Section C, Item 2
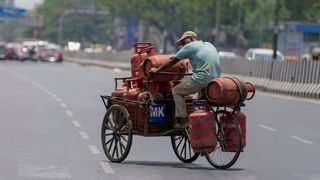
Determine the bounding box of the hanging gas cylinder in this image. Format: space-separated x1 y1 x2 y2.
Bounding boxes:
234 107 246 151
220 110 245 152
131 42 155 77
189 109 217 153
142 55 189 82
205 77 253 106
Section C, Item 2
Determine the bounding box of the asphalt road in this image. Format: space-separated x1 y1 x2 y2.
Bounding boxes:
0 60 319 180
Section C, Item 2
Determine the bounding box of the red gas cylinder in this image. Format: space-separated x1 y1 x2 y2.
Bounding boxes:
205 77 251 106
111 86 127 98
220 108 246 152
189 110 217 153
122 77 143 101
147 81 172 95
142 55 189 81
131 53 147 77
235 107 246 150
131 43 155 77
123 88 142 101
245 82 255 100
137 91 163 102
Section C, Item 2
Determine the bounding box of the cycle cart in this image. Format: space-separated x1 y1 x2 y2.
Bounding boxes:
100 42 255 169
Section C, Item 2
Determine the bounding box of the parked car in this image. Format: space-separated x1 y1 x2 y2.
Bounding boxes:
218 51 239 60
245 48 284 61
0 44 6 60
311 47 320 61
15 45 29 61
38 44 64 63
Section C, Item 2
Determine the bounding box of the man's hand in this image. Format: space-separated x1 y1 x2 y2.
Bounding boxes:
149 67 159 74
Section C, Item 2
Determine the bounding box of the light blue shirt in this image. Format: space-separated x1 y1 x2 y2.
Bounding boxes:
175 40 221 86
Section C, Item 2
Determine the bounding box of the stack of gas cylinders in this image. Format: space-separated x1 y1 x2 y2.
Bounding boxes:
111 42 189 101
189 77 255 153
111 42 189 130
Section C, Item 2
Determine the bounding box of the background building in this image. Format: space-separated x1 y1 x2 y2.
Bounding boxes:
0 0 14 7
278 22 320 57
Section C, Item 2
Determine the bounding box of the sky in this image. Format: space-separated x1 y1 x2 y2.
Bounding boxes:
15 0 44 9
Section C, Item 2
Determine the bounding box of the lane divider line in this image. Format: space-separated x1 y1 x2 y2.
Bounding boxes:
290 136 314 145
258 124 277 132
72 120 81 128
99 161 115 174
88 145 100 154
60 102 68 108
65 110 74 117
79 131 90 140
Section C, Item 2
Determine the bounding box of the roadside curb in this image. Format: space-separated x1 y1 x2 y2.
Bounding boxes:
64 55 131 70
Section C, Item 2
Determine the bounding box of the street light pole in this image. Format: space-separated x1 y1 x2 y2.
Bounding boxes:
272 0 280 60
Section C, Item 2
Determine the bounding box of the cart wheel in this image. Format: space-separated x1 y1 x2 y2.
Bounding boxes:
205 110 241 169
171 129 200 163
101 104 133 163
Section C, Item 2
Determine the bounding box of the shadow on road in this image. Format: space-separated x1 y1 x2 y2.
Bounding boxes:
111 160 244 171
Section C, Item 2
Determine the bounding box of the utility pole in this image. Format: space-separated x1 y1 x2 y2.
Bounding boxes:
214 0 220 45
272 0 280 60
194 0 199 33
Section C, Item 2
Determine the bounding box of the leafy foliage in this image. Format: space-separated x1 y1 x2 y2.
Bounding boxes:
32 0 320 49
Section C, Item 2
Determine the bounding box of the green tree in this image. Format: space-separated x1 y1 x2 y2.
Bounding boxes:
35 0 320 49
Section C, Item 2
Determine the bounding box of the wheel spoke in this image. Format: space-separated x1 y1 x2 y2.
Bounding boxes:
108 137 114 153
105 136 114 145
183 137 187 158
119 134 129 143
176 135 184 150
188 139 192 158
104 132 114 137
118 137 125 155
115 138 120 159
112 138 118 158
180 137 186 157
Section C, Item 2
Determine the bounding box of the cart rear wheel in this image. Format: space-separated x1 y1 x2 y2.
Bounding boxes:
171 129 200 163
205 110 241 169
101 104 133 162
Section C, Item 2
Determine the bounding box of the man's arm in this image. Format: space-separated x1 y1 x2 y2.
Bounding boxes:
150 56 180 73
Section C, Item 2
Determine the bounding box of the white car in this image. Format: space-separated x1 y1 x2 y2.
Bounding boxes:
218 51 239 60
245 48 284 61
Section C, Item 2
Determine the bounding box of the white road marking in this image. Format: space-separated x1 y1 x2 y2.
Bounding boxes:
79 131 90 140
18 164 71 178
60 102 67 108
56 98 62 102
50 93 57 98
113 68 122 73
258 124 277 132
99 161 115 174
42 88 49 93
88 145 100 154
290 136 314 145
72 120 81 127
65 110 74 117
